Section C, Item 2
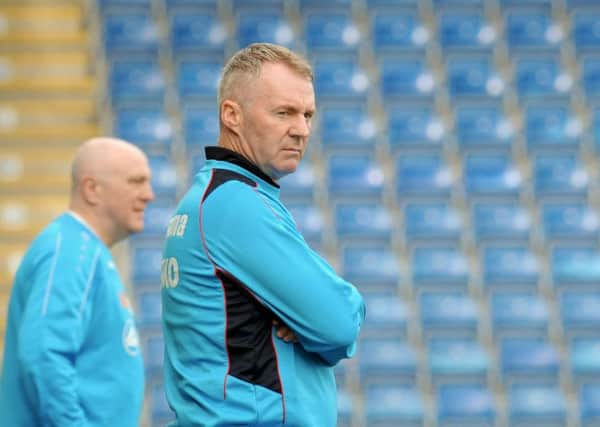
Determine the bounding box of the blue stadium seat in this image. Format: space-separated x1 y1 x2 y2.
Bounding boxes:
404 202 462 242
304 11 360 52
582 56 600 98
103 11 159 55
109 59 165 104
98 0 151 8
319 103 376 150
362 292 409 337
387 103 445 149
395 153 453 197
594 107 600 151
188 152 206 181
365 383 425 426
434 0 485 3
491 293 548 336
231 0 285 7
170 9 225 54
573 11 600 53
148 154 178 198
142 333 163 373
552 246 600 286
508 384 567 425
368 0 419 5
411 247 469 287
463 153 522 197
337 387 354 427
299 0 352 9
515 56 572 98
334 360 350 387
312 57 369 100
150 383 174 425
581 383 600 426
139 201 175 238
542 203 599 241
525 104 582 151
183 104 218 148
500 0 553 4
481 246 540 287
359 338 417 384
447 55 504 98
439 9 495 51
380 56 435 100
437 384 496 425
114 106 173 149
420 292 479 334
131 245 163 283
236 11 295 48
327 153 385 199
334 202 393 241
279 159 316 201
136 288 161 327
371 9 428 53
533 154 588 198
428 337 489 380
286 202 324 245
176 59 222 101
505 7 563 51
561 291 600 332
500 338 560 381
341 244 400 287
166 0 217 9
454 103 513 149
472 202 531 242
571 337 600 378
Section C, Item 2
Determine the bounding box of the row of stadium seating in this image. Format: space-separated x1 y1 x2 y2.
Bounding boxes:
90 0 600 426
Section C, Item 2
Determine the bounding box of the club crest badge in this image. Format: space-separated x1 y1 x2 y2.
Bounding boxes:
122 318 140 356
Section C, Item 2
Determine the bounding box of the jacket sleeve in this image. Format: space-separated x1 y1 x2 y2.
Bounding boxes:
17 236 97 426
202 183 365 365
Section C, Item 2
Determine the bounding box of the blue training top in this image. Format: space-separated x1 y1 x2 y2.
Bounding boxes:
161 147 366 427
0 213 144 427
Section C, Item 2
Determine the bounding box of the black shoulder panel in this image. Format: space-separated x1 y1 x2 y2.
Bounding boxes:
202 169 256 202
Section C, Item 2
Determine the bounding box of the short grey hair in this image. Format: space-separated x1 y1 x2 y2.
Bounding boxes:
218 43 313 106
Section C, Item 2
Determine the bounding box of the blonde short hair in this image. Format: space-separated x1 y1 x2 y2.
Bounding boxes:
218 43 313 106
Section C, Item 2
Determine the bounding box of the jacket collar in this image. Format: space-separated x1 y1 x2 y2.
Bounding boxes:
205 146 279 188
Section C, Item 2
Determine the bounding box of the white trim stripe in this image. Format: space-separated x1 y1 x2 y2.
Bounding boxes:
41 233 62 316
79 247 101 317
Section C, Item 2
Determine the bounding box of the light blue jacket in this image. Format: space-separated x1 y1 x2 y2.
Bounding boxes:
0 213 144 426
162 147 365 426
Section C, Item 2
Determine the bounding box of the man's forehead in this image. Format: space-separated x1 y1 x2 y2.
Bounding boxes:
260 77 315 108
112 151 150 175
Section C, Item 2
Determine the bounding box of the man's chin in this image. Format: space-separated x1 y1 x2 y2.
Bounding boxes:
128 221 145 234
273 165 299 181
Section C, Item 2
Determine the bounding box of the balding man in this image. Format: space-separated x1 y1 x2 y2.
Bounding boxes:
0 138 154 426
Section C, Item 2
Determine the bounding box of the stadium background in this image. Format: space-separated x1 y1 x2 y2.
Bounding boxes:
2 0 600 425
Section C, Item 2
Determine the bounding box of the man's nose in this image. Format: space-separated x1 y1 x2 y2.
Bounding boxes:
290 115 311 138
142 183 155 202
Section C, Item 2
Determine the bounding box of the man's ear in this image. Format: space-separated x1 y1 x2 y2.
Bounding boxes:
80 176 101 205
221 100 242 133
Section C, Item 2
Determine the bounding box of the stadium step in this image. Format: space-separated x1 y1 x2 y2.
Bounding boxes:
0 4 87 51
0 195 69 240
0 125 100 145
0 146 77 193
0 98 97 127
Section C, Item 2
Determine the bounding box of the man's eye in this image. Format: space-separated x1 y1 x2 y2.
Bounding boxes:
277 111 288 116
